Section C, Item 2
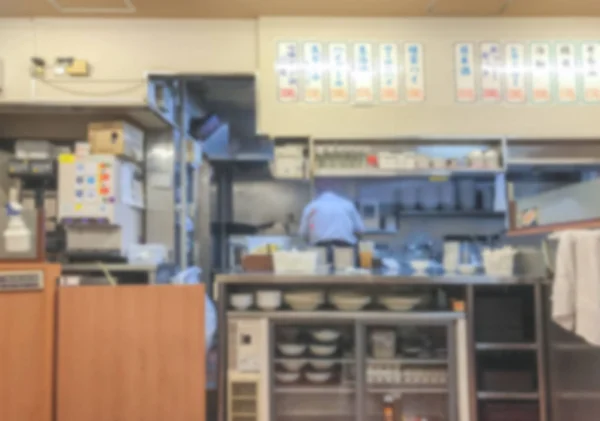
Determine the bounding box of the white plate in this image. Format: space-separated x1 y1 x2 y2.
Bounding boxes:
305 371 332 383
279 359 307 371
310 344 337 356
276 372 301 383
311 329 341 342
278 344 307 357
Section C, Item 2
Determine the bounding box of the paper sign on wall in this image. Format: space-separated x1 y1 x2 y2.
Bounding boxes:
556 42 578 103
455 43 476 102
582 42 600 103
530 42 552 104
303 42 324 103
328 43 350 103
480 42 502 102
276 42 299 102
404 43 425 102
504 43 526 103
379 43 400 102
353 43 374 103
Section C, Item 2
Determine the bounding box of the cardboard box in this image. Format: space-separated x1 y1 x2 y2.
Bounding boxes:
88 121 144 162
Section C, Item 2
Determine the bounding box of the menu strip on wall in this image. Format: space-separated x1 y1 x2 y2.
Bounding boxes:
276 42 299 102
504 43 526 103
480 42 502 102
455 43 476 102
303 42 324 103
328 43 350 103
556 42 578 103
352 42 374 103
379 43 400 103
530 42 552 104
404 43 425 102
582 42 600 103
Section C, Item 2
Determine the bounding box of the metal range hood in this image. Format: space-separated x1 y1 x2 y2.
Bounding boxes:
203 123 273 164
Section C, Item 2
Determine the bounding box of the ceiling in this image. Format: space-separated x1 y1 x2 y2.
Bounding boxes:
4 0 600 18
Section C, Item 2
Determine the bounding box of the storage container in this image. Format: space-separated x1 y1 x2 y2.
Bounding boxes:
88 120 144 162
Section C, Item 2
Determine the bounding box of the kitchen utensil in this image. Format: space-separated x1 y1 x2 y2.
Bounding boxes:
311 329 341 342
484 149 500 169
276 372 301 383
333 247 355 271
309 344 337 356
457 179 476 210
468 150 485 168
419 182 440 210
410 259 430 274
230 293 253 310
277 344 307 357
371 330 397 359
458 264 477 275
256 290 282 310
279 359 307 371
360 201 380 230
284 291 324 311
305 371 332 383
273 250 318 274
330 292 371 311
379 295 421 311
439 181 456 210
309 360 337 370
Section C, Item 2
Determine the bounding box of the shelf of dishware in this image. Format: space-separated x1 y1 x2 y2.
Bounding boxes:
476 343 538 351
477 391 540 400
229 288 458 313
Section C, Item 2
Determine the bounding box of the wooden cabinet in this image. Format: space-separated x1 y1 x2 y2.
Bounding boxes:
56 284 206 421
0 263 60 421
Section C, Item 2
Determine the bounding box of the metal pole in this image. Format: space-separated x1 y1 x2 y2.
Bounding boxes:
177 79 188 270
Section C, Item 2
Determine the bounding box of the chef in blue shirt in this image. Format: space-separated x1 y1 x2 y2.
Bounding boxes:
298 191 365 264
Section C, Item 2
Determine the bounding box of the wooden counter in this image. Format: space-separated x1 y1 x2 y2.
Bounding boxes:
56 284 206 421
0 263 60 421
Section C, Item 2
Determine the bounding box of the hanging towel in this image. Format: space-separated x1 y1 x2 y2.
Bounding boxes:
574 231 600 346
552 231 578 331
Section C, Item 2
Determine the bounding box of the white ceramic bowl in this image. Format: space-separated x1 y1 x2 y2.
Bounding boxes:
379 296 421 311
230 293 253 310
330 293 371 311
311 329 341 342
305 371 332 383
277 343 307 357
309 360 336 370
256 290 282 310
279 359 307 371
276 372 301 383
284 291 324 311
310 344 337 357
410 260 430 274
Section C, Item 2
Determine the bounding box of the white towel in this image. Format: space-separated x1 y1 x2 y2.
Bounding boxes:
552 231 578 331
574 231 600 346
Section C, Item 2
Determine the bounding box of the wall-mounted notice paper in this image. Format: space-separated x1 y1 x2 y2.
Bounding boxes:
276 42 300 102
303 42 324 103
555 42 578 103
353 42 374 103
455 43 476 102
404 43 425 102
378 43 400 102
504 43 526 103
582 42 600 103
480 42 502 102
530 42 552 104
328 43 350 103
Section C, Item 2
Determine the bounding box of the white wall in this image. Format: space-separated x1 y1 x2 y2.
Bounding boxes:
258 17 600 138
0 18 257 102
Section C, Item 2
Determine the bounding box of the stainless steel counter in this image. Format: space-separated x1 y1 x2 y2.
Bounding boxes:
215 272 546 286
